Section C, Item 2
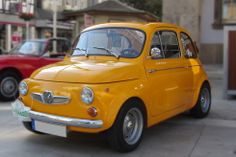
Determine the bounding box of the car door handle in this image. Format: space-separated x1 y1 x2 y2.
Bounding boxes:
147 69 158 73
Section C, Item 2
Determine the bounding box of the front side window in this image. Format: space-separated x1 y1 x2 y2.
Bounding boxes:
159 31 180 58
150 32 164 59
72 28 145 58
150 31 180 59
180 33 197 58
42 40 69 58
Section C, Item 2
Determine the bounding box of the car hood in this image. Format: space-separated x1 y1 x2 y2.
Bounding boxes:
31 59 143 83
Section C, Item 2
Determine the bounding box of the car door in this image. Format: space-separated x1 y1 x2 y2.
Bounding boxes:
40 39 69 66
180 32 199 106
144 29 192 116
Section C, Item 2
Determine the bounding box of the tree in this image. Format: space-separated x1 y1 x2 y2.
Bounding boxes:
119 0 162 19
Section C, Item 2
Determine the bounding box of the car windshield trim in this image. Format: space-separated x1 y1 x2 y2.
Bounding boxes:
71 27 146 59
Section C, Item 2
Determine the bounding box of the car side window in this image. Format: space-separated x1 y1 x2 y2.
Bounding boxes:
57 40 70 53
159 31 180 59
180 33 197 58
150 32 164 59
43 40 69 58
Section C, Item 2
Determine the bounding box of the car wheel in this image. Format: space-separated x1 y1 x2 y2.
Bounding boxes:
191 83 211 118
0 71 20 101
107 100 145 152
22 122 44 134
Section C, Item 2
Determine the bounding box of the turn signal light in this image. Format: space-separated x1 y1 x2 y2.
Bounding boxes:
87 107 97 117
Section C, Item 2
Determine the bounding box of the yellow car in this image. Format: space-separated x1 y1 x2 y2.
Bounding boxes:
12 22 211 152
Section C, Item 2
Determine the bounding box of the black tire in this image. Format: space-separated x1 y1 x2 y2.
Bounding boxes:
0 71 21 101
22 122 44 134
107 100 146 152
191 83 211 118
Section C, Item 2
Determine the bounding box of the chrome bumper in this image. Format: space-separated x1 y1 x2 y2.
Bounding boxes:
29 110 103 128
12 99 103 129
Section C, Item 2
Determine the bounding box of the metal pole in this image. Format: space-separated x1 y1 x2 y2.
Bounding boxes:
25 0 30 41
53 0 57 52
6 24 11 51
26 21 29 40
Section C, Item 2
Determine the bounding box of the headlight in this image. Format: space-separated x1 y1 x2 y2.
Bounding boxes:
19 81 28 96
81 87 94 104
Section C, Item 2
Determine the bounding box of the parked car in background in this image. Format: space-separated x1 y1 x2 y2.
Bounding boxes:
0 38 70 101
12 23 211 152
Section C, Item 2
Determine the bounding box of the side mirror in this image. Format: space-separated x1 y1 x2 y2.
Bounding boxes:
150 47 162 59
185 49 193 58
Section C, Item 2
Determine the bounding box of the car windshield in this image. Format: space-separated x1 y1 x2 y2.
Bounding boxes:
72 28 145 58
10 41 46 56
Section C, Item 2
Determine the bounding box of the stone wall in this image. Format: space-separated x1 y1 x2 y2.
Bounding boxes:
162 0 201 42
162 0 223 64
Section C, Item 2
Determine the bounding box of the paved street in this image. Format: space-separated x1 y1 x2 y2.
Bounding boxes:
0 65 236 157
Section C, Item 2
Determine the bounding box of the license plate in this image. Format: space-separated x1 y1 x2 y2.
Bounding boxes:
11 99 31 122
32 120 67 137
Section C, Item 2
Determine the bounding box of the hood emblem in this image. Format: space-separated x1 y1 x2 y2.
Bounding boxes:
42 91 54 104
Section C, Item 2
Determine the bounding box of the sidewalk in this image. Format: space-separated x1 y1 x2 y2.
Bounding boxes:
204 64 236 120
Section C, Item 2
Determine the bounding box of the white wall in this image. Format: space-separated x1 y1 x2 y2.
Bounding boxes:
200 0 223 44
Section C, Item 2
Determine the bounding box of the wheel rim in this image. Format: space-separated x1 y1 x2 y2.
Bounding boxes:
123 108 143 145
200 88 210 113
0 77 18 98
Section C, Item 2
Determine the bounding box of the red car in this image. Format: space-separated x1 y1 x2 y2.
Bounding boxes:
0 38 70 101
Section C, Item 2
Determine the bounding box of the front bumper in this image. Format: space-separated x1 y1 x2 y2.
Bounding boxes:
11 99 103 129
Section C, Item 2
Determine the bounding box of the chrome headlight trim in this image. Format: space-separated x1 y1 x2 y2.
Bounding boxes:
81 87 94 104
19 81 28 96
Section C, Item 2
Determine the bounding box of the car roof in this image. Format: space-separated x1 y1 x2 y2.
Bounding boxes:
83 22 190 35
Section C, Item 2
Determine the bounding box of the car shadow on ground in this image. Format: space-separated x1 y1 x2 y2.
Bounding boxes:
23 113 200 155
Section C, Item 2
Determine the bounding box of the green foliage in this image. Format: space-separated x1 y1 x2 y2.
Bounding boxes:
119 0 162 18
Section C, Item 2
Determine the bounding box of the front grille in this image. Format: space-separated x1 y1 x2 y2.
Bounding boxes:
31 92 70 105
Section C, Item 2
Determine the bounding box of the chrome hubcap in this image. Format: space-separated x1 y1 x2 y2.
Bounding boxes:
123 108 143 145
200 88 210 113
0 77 18 98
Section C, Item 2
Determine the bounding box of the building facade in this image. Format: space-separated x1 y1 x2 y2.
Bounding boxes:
41 0 107 11
65 0 158 39
162 0 225 64
0 0 36 51
0 0 107 51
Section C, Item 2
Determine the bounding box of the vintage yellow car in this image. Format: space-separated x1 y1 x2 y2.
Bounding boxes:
12 22 211 152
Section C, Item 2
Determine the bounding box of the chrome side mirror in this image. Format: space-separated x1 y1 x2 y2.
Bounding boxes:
150 47 162 59
185 49 193 58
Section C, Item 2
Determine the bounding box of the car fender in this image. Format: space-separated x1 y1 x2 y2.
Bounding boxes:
103 80 149 130
191 71 210 109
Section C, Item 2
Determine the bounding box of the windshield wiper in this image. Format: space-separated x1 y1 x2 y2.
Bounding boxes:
93 46 120 58
72 47 88 57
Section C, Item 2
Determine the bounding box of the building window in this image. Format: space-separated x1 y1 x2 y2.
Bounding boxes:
223 0 236 22
214 0 236 29
213 0 223 29
0 0 23 14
